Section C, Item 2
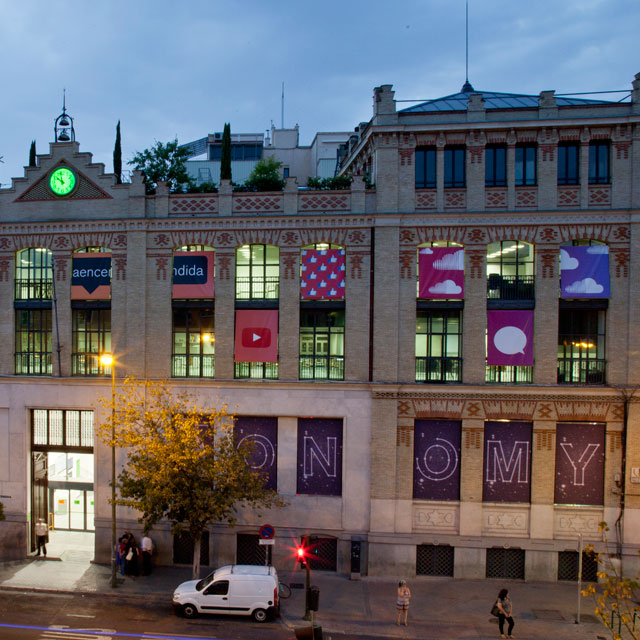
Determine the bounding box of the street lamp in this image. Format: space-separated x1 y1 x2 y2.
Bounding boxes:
100 352 117 589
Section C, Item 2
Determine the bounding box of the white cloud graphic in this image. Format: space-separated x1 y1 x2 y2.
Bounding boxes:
428 279 462 295
586 245 609 255
433 250 464 271
565 278 604 294
560 249 579 271
419 247 433 254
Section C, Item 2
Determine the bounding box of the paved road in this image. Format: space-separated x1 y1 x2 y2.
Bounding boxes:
0 592 294 640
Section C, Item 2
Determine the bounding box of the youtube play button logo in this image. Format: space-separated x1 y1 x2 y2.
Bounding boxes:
242 327 271 348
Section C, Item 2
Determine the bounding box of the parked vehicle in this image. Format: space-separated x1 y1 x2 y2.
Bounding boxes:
172 564 279 622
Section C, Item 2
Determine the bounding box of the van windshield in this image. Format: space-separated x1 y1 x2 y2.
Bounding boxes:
195 572 215 591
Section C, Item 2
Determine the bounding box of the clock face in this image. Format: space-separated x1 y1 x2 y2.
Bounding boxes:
49 167 77 196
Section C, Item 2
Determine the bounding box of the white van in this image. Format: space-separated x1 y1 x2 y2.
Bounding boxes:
172 564 279 622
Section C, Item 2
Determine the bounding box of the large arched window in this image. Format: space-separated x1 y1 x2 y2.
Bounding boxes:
235 244 279 300
15 247 53 300
486 240 535 300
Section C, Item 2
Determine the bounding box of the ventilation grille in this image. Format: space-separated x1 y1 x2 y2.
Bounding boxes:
486 548 525 579
416 544 454 576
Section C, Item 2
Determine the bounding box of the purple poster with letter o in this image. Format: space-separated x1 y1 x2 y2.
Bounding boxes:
413 420 461 501
297 418 343 496
234 417 278 491
487 310 534 366
483 421 532 503
554 422 605 506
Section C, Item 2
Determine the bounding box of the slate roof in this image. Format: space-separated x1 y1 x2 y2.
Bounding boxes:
400 89 615 113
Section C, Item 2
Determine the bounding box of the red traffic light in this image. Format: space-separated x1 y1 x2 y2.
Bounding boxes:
297 545 307 566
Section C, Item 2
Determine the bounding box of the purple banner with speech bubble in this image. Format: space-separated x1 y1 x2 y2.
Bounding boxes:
483 421 532 503
554 422 605 506
297 418 343 496
418 247 464 299
560 245 610 298
487 310 534 366
413 420 461 501
235 416 278 491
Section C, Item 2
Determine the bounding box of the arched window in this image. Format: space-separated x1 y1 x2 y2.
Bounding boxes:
235 244 279 300
486 240 535 300
15 248 53 300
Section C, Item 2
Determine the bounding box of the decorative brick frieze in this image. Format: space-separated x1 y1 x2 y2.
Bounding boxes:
148 253 170 280
347 229 368 245
169 195 218 214
588 185 611 207
535 430 554 451
466 249 485 278
413 503 458 534
0 257 10 281
463 428 482 449
398 149 413 167
299 193 349 211
558 128 580 141
589 127 612 140
445 133 466 146
52 254 68 280
468 146 483 164
611 247 630 278
486 131 507 145
515 188 538 208
233 194 283 213
516 130 537 143
557 186 579 208
540 145 555 162
413 227 466 246
487 225 538 243
613 140 631 159
167 230 216 248
538 227 559 243
485 188 507 209
397 424 412 447
281 251 298 280
444 189 466 209
538 248 558 279
414 134 437 146
415 189 437 209
152 233 172 248
348 251 368 279
399 249 415 280
113 254 127 281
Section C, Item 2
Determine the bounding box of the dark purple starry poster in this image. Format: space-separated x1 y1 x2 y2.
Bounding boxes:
483 421 532 503
413 420 461 501
235 417 278 491
554 422 605 506
297 418 342 496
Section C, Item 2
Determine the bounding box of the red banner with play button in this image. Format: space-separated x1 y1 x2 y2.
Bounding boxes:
235 310 278 362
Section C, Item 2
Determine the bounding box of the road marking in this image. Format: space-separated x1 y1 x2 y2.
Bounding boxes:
0 625 218 640
67 615 96 618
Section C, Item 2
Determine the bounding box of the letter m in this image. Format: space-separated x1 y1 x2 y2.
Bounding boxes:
486 440 530 484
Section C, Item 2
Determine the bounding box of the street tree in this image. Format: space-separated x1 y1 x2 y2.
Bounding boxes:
582 522 640 640
98 378 285 578
28 140 36 168
242 155 286 191
128 139 194 194
220 122 231 181
113 121 122 184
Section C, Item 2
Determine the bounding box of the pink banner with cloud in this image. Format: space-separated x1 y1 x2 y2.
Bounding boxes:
418 247 464 299
487 310 534 366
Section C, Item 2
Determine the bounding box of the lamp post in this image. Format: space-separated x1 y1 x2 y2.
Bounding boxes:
100 352 117 589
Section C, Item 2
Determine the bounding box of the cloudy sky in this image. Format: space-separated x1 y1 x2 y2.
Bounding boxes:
0 0 637 186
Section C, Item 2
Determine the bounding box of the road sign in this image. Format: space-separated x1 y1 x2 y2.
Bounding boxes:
259 538 275 545
259 524 275 539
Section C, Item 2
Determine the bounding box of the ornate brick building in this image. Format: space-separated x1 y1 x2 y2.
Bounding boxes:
0 72 639 582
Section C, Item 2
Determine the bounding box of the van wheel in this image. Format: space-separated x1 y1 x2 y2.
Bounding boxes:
252 608 268 622
182 603 198 619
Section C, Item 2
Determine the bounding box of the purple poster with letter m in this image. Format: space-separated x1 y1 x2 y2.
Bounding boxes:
555 423 605 506
234 417 278 491
297 418 343 496
487 310 534 366
483 421 532 503
413 420 461 501
560 245 610 298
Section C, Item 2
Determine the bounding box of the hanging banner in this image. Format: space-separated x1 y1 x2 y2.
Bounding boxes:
71 253 111 300
234 309 278 362
297 418 342 496
300 249 346 300
483 421 532 503
235 417 278 491
172 251 215 299
560 245 610 298
413 420 461 501
487 310 534 366
418 247 464 299
554 422 605 506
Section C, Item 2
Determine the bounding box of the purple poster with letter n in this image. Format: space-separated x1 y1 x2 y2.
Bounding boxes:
234 417 278 491
554 422 605 506
297 418 343 496
413 420 461 501
487 310 534 366
483 421 532 503
560 246 610 298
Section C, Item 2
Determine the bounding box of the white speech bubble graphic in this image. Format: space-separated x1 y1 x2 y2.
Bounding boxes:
494 325 527 355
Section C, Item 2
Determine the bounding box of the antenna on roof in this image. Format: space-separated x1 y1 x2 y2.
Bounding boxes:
281 82 285 129
461 0 474 93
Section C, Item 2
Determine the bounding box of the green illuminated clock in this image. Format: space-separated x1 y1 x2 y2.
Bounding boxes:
49 167 77 196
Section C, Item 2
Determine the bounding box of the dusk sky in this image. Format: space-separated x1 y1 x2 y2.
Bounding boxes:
1 0 637 187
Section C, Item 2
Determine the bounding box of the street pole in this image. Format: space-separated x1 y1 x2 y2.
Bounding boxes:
576 533 583 624
303 535 311 622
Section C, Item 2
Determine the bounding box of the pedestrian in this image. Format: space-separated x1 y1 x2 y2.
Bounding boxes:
34 517 48 557
117 534 128 575
396 579 411 626
141 530 153 576
125 535 140 577
495 588 515 639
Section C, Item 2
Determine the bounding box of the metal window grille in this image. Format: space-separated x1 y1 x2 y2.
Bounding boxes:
31 409 94 450
299 310 345 381
487 274 535 300
173 531 209 566
15 309 52 375
72 309 112 376
486 365 533 384
303 536 337 572
557 551 598 582
236 533 266 565
234 361 278 379
416 544 454 576
14 248 53 300
486 548 525 579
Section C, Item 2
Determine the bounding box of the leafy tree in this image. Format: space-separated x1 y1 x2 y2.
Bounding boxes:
242 155 286 192
220 122 231 181
113 121 122 184
128 139 194 194
28 140 36 168
307 175 352 190
582 522 640 639
98 378 285 578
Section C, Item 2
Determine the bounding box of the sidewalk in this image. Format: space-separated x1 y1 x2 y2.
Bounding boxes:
0 551 611 640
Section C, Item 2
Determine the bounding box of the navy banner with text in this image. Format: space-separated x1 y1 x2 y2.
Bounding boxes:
483 421 532 503
413 420 461 501
297 418 343 496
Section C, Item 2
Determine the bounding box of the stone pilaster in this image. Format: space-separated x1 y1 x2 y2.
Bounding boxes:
278 248 299 381
530 421 555 540
436 135 445 211
397 245 417 384
373 134 399 213
213 248 235 380
397 135 416 213
0 253 13 375
506 131 516 210
459 419 484 537
580 128 590 208
144 244 171 379
607 243 630 385
533 246 559 384
466 131 485 211
537 129 558 211
463 247 487 384
51 251 71 377
345 241 371 382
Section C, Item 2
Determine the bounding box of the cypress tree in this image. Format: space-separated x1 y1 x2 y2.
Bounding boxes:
113 121 122 184
28 140 36 167
220 122 231 181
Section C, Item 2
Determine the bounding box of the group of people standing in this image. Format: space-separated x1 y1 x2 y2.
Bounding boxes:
116 530 153 577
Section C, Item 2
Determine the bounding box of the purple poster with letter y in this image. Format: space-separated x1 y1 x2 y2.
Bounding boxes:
560 245 610 298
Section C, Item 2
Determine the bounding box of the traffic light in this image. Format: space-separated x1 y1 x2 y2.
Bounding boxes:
297 545 307 568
